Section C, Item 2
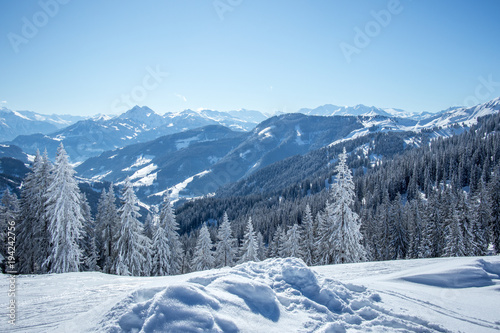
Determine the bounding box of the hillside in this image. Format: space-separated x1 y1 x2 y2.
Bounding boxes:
1 256 498 332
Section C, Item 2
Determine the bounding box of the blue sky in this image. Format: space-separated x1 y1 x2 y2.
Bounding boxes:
1 0 500 116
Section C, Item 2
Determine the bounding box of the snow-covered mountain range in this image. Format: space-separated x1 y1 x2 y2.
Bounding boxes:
0 107 86 141
4 106 268 162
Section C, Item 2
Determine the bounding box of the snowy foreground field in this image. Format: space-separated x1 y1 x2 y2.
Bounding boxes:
1 256 499 332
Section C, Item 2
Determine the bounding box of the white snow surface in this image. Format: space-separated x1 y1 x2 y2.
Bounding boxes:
1 256 499 332
124 155 154 171
151 170 212 203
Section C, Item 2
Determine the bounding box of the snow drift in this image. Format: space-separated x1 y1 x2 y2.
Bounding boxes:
97 258 445 332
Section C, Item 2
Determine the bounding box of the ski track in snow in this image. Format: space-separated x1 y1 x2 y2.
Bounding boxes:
0 256 499 332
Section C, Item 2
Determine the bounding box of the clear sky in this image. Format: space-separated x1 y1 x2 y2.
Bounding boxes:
1 0 500 116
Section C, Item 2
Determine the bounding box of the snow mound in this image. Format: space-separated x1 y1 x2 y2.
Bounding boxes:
401 258 500 288
97 258 445 332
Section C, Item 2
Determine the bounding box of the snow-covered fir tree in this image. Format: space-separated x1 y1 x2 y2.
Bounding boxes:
300 204 315 265
278 226 288 258
95 184 120 274
469 185 489 256
43 144 85 273
17 150 53 274
151 218 170 276
161 194 183 274
191 223 214 271
151 195 181 276
311 212 325 264
284 223 303 258
239 217 259 263
407 200 424 259
215 212 237 268
389 194 408 259
113 178 150 276
80 193 98 271
443 201 466 257
269 225 284 258
316 148 366 264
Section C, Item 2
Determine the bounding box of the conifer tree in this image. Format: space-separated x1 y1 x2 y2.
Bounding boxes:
43 144 84 273
284 223 303 258
80 193 98 271
443 203 466 257
161 194 183 274
96 184 120 274
215 212 237 267
113 178 150 276
239 217 259 263
316 148 365 264
300 204 315 265
151 223 170 275
277 226 288 258
17 150 53 273
269 225 284 258
191 223 214 271
389 194 408 259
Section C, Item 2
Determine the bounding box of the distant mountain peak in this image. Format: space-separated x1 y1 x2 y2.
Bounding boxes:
118 105 158 119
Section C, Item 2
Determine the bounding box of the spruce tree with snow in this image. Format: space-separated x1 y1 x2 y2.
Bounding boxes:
389 194 408 260
313 212 327 264
443 202 466 257
151 219 171 276
191 223 214 271
278 226 288 258
161 194 183 274
151 195 181 275
17 150 53 273
215 212 237 268
407 200 424 259
80 193 98 271
420 195 444 258
284 223 303 259
269 225 284 258
469 187 489 256
316 148 366 264
43 144 85 273
95 184 120 274
458 194 477 256
113 178 150 276
300 204 315 265
239 217 259 263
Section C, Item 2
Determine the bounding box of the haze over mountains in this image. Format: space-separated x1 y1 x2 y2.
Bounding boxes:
1 98 500 206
